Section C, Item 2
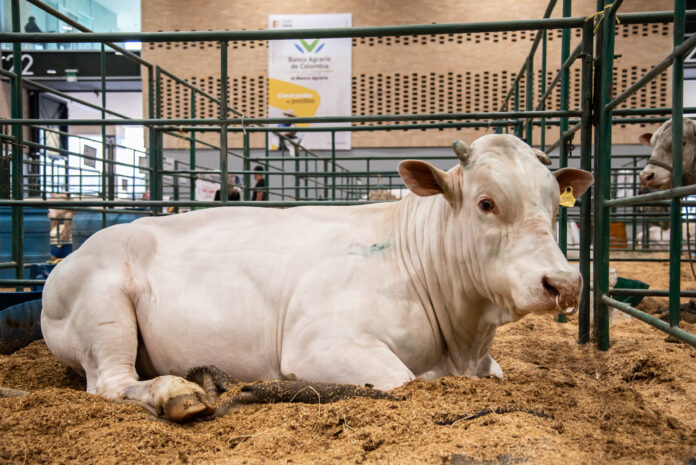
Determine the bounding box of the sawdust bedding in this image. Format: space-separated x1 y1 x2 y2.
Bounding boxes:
0 261 695 464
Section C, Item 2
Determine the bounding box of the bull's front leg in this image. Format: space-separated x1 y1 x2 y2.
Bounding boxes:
280 333 416 391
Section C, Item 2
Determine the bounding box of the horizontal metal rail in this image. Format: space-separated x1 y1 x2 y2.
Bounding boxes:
3 110 582 127
609 289 696 298
0 279 48 286
1 11 692 44
602 295 696 348
0 199 394 208
605 184 696 208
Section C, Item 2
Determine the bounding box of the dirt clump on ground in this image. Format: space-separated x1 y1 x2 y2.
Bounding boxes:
1 262 695 464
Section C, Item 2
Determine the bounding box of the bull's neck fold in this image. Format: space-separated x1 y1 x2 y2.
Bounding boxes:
393 192 500 377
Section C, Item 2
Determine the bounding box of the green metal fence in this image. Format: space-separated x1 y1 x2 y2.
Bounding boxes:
0 0 694 350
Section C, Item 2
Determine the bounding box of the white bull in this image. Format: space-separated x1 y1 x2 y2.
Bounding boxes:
41 134 593 422
639 117 696 189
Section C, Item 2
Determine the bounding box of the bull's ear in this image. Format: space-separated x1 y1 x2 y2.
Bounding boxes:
639 133 653 146
398 160 450 197
554 168 594 198
532 148 552 165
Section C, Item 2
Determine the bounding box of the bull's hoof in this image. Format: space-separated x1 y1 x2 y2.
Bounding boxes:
163 393 214 422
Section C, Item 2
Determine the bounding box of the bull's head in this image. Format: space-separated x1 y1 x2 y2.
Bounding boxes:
397 134 593 321
639 118 696 190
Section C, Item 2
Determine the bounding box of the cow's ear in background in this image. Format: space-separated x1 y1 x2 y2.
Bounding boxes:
532 148 552 165
398 160 450 197
554 168 594 198
638 133 653 146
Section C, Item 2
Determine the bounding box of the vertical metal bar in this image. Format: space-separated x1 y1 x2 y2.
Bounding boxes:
304 149 308 199
189 91 196 201
131 149 136 201
10 0 24 285
594 0 617 350
525 56 534 145
219 41 229 203
265 132 270 199
557 0 572 323
243 132 250 201
578 20 594 344
295 148 300 201
281 152 285 199
100 43 107 229
540 30 547 151
41 130 46 200
366 159 371 200
173 160 180 205
331 131 336 200
148 66 158 214
514 83 522 138
670 0 685 327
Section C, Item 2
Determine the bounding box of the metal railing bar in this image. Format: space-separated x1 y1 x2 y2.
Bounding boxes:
604 184 696 208
0 199 394 208
609 289 696 297
5 11 685 43
3 110 582 126
602 295 696 348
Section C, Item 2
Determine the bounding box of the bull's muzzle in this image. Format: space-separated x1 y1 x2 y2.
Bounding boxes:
541 273 582 314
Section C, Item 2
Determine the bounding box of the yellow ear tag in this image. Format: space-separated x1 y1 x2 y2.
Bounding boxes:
559 186 576 207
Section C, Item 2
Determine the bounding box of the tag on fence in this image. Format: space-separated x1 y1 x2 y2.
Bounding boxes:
560 186 576 207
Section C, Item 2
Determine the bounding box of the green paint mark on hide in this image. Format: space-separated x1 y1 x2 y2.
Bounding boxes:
347 239 394 257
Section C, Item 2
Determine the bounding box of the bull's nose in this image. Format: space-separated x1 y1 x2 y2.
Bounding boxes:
639 170 654 187
541 272 582 307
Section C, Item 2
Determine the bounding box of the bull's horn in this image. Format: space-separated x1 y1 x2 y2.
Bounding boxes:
452 140 471 164
533 148 552 166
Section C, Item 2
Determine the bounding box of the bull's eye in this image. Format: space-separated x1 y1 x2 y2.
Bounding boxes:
478 198 496 213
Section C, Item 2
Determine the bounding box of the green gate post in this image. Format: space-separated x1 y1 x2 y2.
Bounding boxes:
669 0 685 327
513 83 522 138
366 159 370 200
331 131 336 200
220 41 229 203
243 132 250 201
190 91 196 201
100 43 107 229
578 20 594 343
265 132 269 200
525 56 533 144
10 0 24 287
557 0 572 323
148 65 159 215
594 0 619 350
540 30 547 151
294 147 300 201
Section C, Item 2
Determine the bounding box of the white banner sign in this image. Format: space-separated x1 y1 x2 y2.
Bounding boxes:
268 14 352 151
195 179 218 201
